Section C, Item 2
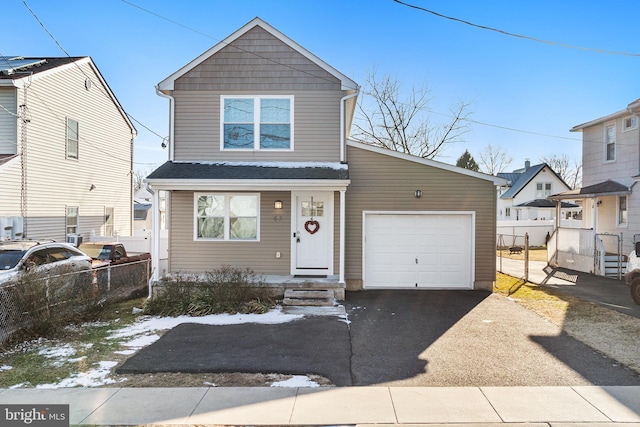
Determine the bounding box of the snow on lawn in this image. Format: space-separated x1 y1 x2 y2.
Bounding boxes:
12 307 305 389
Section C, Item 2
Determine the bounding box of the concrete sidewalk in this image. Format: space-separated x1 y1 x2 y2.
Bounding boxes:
1 385 640 425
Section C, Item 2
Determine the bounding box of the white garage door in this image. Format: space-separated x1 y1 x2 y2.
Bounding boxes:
364 213 474 289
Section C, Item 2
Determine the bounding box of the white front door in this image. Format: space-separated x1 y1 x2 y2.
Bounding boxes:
292 191 333 275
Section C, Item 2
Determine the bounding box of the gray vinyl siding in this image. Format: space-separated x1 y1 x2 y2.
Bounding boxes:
5 60 134 241
173 90 342 162
582 120 640 187
168 191 292 274
344 145 498 290
0 88 17 154
171 24 345 163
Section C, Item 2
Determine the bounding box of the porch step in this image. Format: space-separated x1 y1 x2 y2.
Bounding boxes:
282 289 335 307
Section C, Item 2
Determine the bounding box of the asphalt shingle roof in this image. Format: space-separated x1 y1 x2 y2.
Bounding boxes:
146 161 349 181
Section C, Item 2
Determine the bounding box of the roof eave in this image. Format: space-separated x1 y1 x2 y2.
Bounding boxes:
145 178 350 191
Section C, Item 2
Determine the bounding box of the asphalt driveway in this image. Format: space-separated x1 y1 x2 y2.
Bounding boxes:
118 290 640 386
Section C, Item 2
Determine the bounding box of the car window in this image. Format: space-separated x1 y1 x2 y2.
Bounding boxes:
25 249 49 267
114 247 125 259
0 250 26 270
48 247 74 262
79 244 110 260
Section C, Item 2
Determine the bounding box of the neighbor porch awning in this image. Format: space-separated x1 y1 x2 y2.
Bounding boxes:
548 179 630 200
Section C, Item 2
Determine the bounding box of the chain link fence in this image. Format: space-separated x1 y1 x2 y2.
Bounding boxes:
0 259 150 347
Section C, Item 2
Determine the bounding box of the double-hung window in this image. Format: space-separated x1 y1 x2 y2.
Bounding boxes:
605 123 616 162
66 206 79 235
623 116 638 132
195 193 259 241
222 96 292 150
536 183 552 198
66 118 79 159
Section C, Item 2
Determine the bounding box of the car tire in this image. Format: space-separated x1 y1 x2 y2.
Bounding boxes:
631 277 640 305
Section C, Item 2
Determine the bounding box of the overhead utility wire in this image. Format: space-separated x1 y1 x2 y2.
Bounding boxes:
20 0 167 165
392 0 640 57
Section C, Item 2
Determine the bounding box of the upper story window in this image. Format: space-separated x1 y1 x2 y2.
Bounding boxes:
623 116 638 132
195 193 259 241
605 123 616 162
66 118 79 159
221 96 293 150
536 182 552 198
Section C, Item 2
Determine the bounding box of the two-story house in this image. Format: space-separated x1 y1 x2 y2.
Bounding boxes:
0 56 136 242
498 160 576 222
549 98 640 276
145 18 505 295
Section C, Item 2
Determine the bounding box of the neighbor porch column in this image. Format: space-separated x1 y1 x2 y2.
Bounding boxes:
339 189 346 285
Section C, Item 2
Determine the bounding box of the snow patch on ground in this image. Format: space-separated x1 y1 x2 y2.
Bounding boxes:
36 361 119 389
271 375 320 388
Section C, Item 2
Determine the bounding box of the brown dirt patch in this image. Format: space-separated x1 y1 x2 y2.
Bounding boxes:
108 372 333 387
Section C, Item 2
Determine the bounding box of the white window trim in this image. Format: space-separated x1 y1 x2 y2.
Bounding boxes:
193 193 261 241
66 117 79 160
604 122 616 163
220 95 294 152
617 195 628 228
535 182 552 198
623 115 638 132
66 206 79 235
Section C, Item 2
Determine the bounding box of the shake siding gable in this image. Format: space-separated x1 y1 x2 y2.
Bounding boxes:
344 144 497 290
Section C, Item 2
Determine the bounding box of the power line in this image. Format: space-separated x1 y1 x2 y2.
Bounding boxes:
393 0 640 57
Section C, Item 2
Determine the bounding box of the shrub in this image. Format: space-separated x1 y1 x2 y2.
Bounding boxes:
144 266 274 316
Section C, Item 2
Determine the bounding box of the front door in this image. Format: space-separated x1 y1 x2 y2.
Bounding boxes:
292 191 333 275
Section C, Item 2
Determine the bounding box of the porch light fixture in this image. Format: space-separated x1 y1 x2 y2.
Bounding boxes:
274 200 283 209
414 190 422 198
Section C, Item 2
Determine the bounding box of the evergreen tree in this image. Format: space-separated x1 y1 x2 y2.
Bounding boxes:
456 149 479 171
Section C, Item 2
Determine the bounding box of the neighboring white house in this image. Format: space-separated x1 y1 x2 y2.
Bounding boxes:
0 56 136 243
549 98 640 277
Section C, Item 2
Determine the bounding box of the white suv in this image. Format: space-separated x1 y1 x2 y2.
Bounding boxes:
0 240 92 287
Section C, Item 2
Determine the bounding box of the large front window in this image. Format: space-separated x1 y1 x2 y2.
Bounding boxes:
222 96 292 150
195 193 259 241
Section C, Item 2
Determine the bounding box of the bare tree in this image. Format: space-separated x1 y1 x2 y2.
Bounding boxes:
132 170 148 193
478 144 512 175
352 70 472 159
539 154 582 189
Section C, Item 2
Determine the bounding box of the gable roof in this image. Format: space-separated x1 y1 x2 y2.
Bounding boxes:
347 140 507 185
0 56 136 135
499 163 569 199
157 17 358 92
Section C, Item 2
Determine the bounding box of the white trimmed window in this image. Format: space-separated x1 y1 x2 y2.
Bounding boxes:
221 96 293 150
605 123 616 162
618 195 628 226
505 207 511 218
66 206 79 235
66 117 79 159
623 116 638 132
195 193 259 241
104 207 114 236
536 182 552 198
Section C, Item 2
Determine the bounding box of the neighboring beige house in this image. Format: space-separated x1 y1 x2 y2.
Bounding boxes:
550 98 640 277
0 56 136 243
146 18 505 294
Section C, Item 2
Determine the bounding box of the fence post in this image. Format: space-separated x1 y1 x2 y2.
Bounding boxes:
524 233 529 282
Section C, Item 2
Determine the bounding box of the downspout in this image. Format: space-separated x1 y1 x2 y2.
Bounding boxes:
155 86 175 161
339 89 359 286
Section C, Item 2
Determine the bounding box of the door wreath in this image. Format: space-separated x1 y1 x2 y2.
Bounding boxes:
304 219 320 234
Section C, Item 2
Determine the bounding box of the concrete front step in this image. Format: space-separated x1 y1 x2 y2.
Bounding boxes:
282 289 335 307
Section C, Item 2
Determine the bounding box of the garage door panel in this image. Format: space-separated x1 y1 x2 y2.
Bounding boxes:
365 213 473 290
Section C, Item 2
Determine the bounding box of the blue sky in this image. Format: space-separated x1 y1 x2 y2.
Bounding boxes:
5 0 640 175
